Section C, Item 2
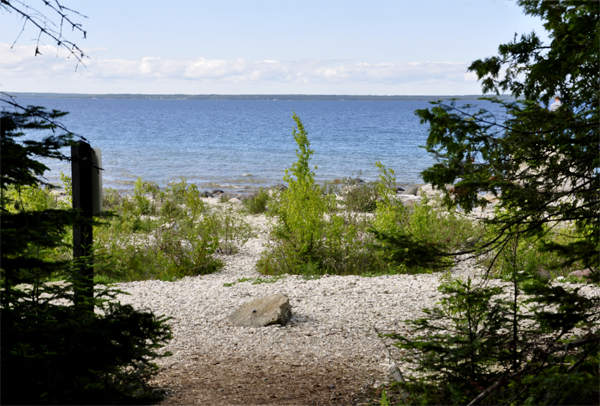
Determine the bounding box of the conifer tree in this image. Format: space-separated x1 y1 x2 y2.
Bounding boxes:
1 100 172 405
382 2 599 404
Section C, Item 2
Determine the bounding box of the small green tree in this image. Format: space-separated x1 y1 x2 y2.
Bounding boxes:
1 101 172 404
258 113 384 276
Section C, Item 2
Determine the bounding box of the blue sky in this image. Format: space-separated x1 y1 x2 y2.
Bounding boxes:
1 0 549 95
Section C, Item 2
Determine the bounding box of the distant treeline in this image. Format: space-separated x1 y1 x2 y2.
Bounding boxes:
3 92 516 101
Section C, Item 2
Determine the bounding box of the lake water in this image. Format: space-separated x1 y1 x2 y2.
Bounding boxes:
12 97 501 193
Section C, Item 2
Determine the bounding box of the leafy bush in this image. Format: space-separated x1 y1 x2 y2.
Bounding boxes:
485 220 588 281
5 172 254 283
370 164 482 272
214 205 255 254
244 188 270 214
409 194 483 252
371 161 408 236
94 177 255 281
340 178 379 213
257 114 387 276
378 3 600 400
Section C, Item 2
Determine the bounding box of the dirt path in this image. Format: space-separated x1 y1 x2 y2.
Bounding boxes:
153 352 379 405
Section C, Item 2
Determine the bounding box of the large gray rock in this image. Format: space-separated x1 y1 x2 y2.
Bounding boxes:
227 293 292 327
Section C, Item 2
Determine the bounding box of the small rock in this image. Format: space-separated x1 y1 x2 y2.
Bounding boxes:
272 184 288 191
395 187 405 193
211 189 225 195
569 269 591 278
418 184 437 198
332 179 342 184
227 293 292 328
406 186 420 196
354 178 365 183
397 194 421 206
537 268 551 280
229 198 242 205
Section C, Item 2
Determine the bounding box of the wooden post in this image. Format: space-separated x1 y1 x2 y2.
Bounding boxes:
72 141 94 308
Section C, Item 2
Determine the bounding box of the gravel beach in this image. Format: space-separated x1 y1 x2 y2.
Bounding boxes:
111 199 598 405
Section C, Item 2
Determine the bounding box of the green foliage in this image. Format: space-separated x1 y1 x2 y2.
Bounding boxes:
415 0 598 272
389 268 599 405
382 2 599 404
340 178 379 213
371 168 481 272
487 221 586 280
103 187 124 211
95 179 218 281
1 102 172 404
3 284 172 404
371 161 406 236
214 205 255 255
243 188 270 214
390 276 508 404
60 170 73 204
258 113 386 276
94 178 254 281
380 389 389 406
3 172 254 282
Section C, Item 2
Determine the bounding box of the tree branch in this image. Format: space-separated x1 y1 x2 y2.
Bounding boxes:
1 0 88 68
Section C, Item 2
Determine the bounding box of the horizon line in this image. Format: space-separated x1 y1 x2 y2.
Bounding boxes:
2 91 514 101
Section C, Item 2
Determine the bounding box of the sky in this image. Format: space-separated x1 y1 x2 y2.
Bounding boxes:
0 0 550 95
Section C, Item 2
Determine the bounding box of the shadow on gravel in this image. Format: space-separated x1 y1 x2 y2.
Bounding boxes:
153 352 379 405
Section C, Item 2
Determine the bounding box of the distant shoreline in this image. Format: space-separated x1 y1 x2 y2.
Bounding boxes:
2 92 515 102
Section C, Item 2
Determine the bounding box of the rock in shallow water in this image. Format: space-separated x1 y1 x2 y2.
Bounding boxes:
227 293 292 327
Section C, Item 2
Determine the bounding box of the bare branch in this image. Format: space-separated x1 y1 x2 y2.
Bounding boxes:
1 0 88 67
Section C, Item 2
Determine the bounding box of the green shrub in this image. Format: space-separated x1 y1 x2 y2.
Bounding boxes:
370 164 482 272
214 205 255 254
102 187 123 211
10 175 253 283
95 180 220 281
94 178 256 281
244 188 270 214
2 283 173 404
409 194 482 252
389 275 508 404
388 237 599 405
371 161 408 235
4 182 68 213
340 178 379 213
486 218 589 280
257 114 388 276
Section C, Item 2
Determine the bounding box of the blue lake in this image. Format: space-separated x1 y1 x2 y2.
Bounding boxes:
13 97 503 193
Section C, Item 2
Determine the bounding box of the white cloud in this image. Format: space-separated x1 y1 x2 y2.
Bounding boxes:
464 71 479 82
1 42 481 94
